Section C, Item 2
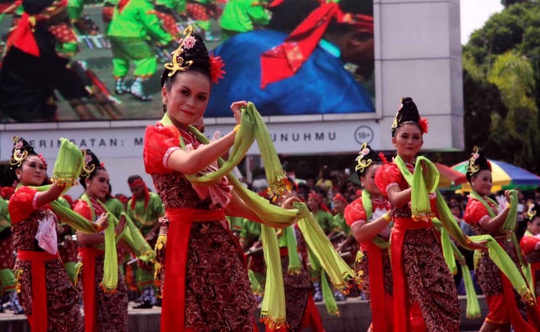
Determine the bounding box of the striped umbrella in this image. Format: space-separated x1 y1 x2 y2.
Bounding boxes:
451 159 540 192
435 163 467 188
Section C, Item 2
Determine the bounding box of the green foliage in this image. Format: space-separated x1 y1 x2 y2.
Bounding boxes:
459 2 540 173
501 0 531 8
488 51 536 111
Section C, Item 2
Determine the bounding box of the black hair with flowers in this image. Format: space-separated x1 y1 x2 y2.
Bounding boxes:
354 143 386 178
161 27 225 89
10 136 38 179
466 146 491 183
79 149 106 188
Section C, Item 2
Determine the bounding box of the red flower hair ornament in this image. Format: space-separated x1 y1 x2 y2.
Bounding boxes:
419 118 429 134
209 55 226 84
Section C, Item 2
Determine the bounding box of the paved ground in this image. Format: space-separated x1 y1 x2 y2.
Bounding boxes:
0 298 483 331
0 301 159 321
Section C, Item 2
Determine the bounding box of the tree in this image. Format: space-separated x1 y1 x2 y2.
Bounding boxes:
501 0 531 8
461 3 540 172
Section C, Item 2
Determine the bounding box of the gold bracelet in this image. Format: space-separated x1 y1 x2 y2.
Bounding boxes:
382 213 392 224
465 237 472 245
96 223 102 232
506 202 512 210
233 124 241 133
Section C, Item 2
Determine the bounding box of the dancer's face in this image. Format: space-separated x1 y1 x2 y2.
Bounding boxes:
361 164 381 196
392 124 423 161
162 71 211 127
528 217 540 235
471 170 492 196
86 170 110 200
16 156 46 187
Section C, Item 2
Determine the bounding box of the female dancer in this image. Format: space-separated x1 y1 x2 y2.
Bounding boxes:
345 144 393 332
73 149 128 332
464 147 540 332
144 30 298 331
521 203 540 303
0 192 23 314
374 98 485 332
8 137 104 331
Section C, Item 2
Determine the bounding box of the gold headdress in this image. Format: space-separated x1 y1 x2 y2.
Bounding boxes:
355 143 373 173
527 203 537 221
466 146 491 182
390 98 404 133
9 136 30 167
164 26 195 78
80 150 96 178
467 146 481 176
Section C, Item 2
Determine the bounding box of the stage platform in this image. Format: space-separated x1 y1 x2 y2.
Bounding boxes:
0 296 487 331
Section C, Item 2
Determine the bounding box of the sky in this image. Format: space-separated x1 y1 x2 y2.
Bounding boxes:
461 0 504 44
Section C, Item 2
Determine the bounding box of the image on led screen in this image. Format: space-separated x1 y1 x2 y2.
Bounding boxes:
0 0 374 122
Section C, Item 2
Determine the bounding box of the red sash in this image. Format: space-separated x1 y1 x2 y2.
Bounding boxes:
161 208 226 332
17 250 60 332
361 241 391 332
391 217 433 332
79 247 105 332
500 272 539 331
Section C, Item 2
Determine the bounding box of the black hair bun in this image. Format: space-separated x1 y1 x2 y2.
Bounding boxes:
391 97 425 137
183 34 210 73
398 97 420 123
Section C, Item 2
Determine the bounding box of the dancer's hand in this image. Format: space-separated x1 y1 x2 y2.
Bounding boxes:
281 197 301 210
230 101 248 124
95 213 109 232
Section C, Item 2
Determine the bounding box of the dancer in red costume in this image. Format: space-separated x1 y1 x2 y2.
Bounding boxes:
73 150 129 332
345 143 393 332
374 98 486 332
464 147 540 332
8 137 105 332
143 28 298 331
